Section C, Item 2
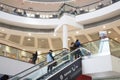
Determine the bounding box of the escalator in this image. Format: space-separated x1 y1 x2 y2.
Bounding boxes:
9 48 86 80
8 49 71 80
44 57 82 80
9 38 120 80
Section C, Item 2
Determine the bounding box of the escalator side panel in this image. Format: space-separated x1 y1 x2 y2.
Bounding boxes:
47 58 82 80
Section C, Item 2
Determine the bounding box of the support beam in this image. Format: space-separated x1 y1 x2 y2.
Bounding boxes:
62 25 68 49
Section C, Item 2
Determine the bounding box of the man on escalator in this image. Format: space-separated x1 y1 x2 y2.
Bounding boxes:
47 50 55 73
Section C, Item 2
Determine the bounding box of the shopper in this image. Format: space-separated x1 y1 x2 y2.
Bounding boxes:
0 74 9 80
32 51 38 64
74 39 82 59
47 50 54 73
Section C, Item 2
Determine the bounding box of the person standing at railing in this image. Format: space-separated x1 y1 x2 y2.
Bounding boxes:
32 51 38 64
70 42 75 52
74 39 82 59
69 42 76 61
47 50 54 73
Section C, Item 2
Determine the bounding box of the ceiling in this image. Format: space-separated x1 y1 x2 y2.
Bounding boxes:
0 0 120 54
0 1 120 79
0 0 119 31
0 19 120 52
0 0 101 11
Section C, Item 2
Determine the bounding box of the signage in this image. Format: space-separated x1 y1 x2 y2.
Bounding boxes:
48 58 82 80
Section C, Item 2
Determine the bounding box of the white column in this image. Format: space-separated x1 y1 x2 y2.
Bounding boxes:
62 25 68 49
48 38 53 50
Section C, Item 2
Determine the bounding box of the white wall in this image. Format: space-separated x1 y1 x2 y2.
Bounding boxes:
82 55 112 74
112 56 120 73
0 11 59 28
0 56 34 75
82 55 120 79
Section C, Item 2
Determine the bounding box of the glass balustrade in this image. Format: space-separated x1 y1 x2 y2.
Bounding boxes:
2 38 120 79
0 43 65 64
0 38 100 64
0 43 33 62
10 52 68 79
109 39 120 58
1 38 119 64
9 38 120 80
9 44 97 80
0 0 117 19
83 40 100 55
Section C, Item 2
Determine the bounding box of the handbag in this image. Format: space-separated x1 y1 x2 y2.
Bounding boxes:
52 61 57 66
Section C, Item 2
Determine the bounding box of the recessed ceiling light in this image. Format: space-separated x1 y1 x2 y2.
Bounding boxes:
28 38 31 41
76 31 79 34
28 33 31 36
115 38 118 40
53 33 56 36
37 51 41 55
103 26 106 29
23 49 26 51
68 38 70 40
108 31 111 34
1 29 4 32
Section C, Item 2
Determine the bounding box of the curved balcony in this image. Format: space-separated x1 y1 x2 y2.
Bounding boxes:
0 0 116 19
0 0 120 29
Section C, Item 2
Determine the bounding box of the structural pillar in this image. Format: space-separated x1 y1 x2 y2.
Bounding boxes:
62 25 68 49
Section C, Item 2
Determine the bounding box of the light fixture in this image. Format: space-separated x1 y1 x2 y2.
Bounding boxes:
23 49 26 51
68 38 70 40
53 33 56 36
108 31 111 34
37 51 41 55
1 29 4 32
76 31 79 34
28 33 32 36
28 38 31 41
103 26 106 29
115 38 118 40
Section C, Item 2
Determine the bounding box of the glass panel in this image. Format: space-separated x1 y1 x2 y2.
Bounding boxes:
0 0 116 18
9 47 92 80
0 42 68 64
109 39 120 58
83 40 100 54
0 44 5 56
0 43 33 63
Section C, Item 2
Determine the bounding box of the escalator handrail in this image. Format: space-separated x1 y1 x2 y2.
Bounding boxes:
22 47 90 80
9 50 68 79
9 38 102 79
19 48 79 80
10 46 94 80
37 48 84 80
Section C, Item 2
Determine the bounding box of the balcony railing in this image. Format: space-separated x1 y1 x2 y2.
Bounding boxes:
0 43 64 64
0 0 118 19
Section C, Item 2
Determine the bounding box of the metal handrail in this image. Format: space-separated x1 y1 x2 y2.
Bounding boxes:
0 0 115 18
9 49 67 80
